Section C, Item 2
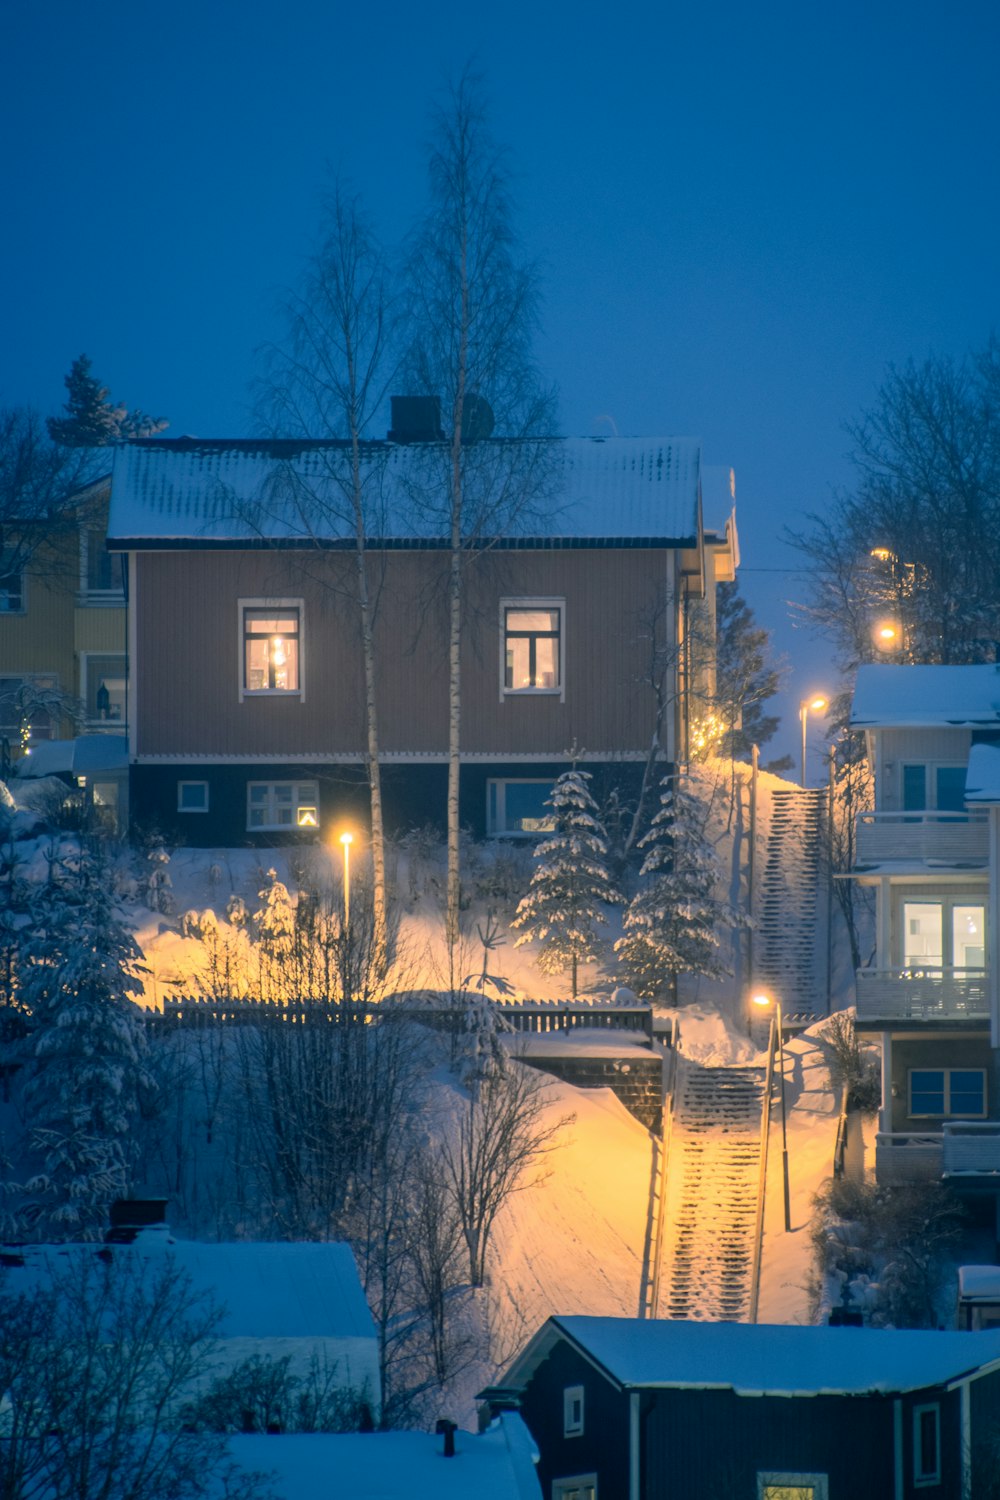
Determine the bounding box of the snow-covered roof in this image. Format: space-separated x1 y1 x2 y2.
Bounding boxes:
851 664 1000 728
107 436 726 547
15 734 129 779
220 1416 542 1500
506 1316 1000 1397
958 1266 1000 1303
964 744 1000 803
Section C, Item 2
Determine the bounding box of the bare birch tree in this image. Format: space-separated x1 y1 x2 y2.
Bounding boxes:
259 183 396 967
405 68 556 954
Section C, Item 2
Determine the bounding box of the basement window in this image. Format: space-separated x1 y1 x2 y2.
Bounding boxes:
177 781 209 814
247 781 319 832
487 779 556 837
757 1476 828 1500
552 1478 597 1500
914 1403 941 1486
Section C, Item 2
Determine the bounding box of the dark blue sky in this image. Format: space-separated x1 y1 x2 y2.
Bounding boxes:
3 0 998 770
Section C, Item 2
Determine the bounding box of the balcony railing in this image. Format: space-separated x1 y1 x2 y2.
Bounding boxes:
855 810 988 867
875 1132 943 1184
942 1121 1000 1176
856 967 989 1024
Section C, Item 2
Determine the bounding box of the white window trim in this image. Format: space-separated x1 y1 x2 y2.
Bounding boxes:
900 761 969 812
80 651 128 728
913 1401 941 1486
500 597 565 702
246 779 320 833
487 777 557 838
238 598 305 702
79 527 125 605
757 1473 828 1500
563 1384 584 1437
0 555 26 614
908 1067 987 1119
552 1476 597 1500
894 889 988 970
177 780 209 813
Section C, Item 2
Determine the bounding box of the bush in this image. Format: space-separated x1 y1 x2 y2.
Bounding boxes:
821 1010 881 1114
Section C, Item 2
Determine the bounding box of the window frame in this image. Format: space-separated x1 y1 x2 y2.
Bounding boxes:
0 553 25 614
552 1476 597 1500
246 780 320 833
80 526 125 603
500 597 564 700
80 651 128 728
177 781 210 814
894 888 987 971
913 1402 941 1487
756 1474 828 1500
562 1384 584 1438
908 1067 987 1119
238 598 305 701
900 761 969 813
487 778 557 838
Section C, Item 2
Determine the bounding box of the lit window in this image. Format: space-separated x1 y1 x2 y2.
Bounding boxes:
247 781 319 832
914 1403 940 1486
503 600 562 693
0 554 24 613
553 1478 597 1500
241 602 301 695
563 1384 584 1437
900 898 986 970
487 779 556 837
757 1475 828 1500
178 781 209 813
909 1068 986 1118
84 654 127 724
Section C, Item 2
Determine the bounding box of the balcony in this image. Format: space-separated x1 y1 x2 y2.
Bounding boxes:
943 1122 1000 1177
856 967 989 1025
855 810 988 868
875 1132 944 1184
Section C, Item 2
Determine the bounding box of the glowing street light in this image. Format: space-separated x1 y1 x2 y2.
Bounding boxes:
874 620 900 652
799 694 828 788
339 831 354 930
752 991 791 1233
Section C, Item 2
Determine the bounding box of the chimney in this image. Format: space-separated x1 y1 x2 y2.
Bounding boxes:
388 396 444 444
435 1418 458 1458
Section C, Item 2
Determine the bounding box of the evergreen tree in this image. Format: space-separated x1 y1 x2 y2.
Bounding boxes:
16 843 152 1238
616 775 747 1001
714 580 788 766
47 354 166 447
511 770 621 997
254 867 296 955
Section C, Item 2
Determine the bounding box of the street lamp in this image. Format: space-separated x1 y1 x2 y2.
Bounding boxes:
339 831 353 930
874 620 900 653
799 695 827 787
752 991 791 1233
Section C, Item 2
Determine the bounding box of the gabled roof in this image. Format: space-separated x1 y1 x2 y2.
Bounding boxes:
851 664 1000 728
503 1316 1000 1398
107 435 733 550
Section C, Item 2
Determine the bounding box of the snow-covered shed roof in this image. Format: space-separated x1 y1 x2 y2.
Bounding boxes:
504 1316 1000 1397
107 435 734 549
15 734 129 779
964 744 1000 804
219 1416 542 1500
851 664 1000 728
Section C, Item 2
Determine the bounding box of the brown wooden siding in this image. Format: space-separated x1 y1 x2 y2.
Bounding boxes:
135 548 675 759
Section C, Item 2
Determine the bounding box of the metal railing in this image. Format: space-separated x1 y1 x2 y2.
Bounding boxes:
855 809 988 866
647 1014 679 1320
856 967 988 1023
748 1020 776 1325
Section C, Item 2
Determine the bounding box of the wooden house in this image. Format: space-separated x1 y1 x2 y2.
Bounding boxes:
106 425 738 843
490 1314 1000 1500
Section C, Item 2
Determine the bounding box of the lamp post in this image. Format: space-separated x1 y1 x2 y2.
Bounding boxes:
752 992 791 1233
799 695 827 788
339 831 353 931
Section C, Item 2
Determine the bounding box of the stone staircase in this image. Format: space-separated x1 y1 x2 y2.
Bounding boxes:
755 787 829 1013
659 1057 765 1321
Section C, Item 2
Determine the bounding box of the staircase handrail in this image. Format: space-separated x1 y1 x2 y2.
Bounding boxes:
748 1019 775 1324
649 1022 680 1319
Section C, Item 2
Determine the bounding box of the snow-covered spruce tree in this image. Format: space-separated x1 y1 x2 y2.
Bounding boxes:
16 843 153 1239
511 769 621 998
47 354 167 447
616 774 747 1002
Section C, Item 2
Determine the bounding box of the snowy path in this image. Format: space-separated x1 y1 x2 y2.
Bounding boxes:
659 1057 765 1322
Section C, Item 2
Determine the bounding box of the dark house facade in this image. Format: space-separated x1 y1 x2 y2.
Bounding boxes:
107 432 737 844
491 1315 1000 1500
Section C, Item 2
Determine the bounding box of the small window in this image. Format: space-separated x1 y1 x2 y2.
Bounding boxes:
0 554 24 613
247 781 319 832
757 1475 828 1500
502 599 563 694
563 1384 584 1437
909 1067 986 1118
84 528 124 596
553 1478 597 1500
178 781 209 813
487 778 556 837
241 601 302 696
913 1403 940 1486
83 653 127 724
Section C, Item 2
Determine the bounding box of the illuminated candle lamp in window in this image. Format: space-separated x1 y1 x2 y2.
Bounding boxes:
297 806 318 828
271 637 286 666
